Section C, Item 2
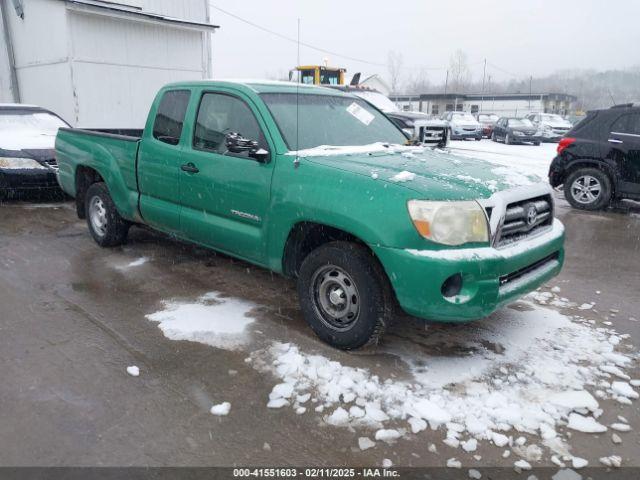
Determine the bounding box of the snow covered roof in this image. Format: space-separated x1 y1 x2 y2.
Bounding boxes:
61 0 220 32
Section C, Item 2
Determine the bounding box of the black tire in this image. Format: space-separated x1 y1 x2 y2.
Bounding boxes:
84 182 129 247
475 136 482 141
297 241 391 350
534 141 541 146
563 168 612 211
505 133 512 145
491 132 497 142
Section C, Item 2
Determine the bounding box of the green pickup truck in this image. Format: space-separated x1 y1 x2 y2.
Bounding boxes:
56 80 565 349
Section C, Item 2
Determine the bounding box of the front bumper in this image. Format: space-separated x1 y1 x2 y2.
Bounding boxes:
0 168 61 192
511 134 542 143
372 219 565 322
451 129 482 140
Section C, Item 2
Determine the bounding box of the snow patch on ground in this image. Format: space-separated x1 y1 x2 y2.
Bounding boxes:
448 139 556 180
210 402 231 416
115 256 149 270
249 300 636 458
146 292 256 350
126 365 139 377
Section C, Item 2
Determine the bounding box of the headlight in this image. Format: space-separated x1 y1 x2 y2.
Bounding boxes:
513 130 524 136
407 200 489 246
0 157 46 170
543 124 553 131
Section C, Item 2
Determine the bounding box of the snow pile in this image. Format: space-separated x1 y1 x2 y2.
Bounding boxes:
210 402 231 416
126 365 140 377
250 301 637 456
390 171 416 182
146 292 256 350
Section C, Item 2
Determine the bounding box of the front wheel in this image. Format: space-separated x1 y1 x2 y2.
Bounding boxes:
505 133 512 145
85 182 130 247
491 132 497 142
564 168 612 210
297 241 391 350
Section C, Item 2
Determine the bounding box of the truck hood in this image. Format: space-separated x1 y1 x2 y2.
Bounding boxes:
293 143 540 200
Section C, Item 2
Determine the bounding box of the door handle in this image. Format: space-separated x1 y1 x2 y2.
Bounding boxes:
608 138 623 144
181 162 199 173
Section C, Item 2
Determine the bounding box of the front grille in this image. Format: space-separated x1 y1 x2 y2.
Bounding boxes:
496 194 553 247
418 126 445 142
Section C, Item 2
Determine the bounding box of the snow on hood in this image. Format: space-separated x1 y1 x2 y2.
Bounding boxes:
0 129 58 151
289 143 540 200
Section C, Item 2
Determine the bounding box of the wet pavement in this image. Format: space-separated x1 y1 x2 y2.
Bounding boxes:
0 191 639 469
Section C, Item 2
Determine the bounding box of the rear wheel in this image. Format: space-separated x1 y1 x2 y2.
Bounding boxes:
297 241 390 350
85 182 130 247
564 168 612 210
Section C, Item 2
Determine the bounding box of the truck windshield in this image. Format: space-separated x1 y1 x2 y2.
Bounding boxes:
260 93 407 151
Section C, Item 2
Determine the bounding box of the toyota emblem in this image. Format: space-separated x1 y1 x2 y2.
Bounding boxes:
526 204 538 226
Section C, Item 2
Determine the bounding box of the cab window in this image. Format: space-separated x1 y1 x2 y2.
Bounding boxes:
152 90 191 145
193 93 266 156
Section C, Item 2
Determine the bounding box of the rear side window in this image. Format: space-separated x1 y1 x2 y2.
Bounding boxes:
611 113 640 135
153 90 191 145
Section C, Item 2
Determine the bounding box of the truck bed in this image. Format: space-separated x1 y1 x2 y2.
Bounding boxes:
56 127 143 222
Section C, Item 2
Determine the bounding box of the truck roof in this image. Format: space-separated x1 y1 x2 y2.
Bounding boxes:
163 79 350 96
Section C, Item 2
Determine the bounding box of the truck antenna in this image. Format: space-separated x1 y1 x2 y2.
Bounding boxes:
294 18 301 168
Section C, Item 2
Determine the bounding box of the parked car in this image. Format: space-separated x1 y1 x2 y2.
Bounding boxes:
441 111 483 140
475 113 499 138
549 103 640 210
330 86 449 147
56 80 565 349
526 113 572 142
0 104 69 198
492 117 542 145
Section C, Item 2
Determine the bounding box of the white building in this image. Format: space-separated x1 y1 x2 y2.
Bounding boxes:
0 0 218 127
390 92 577 118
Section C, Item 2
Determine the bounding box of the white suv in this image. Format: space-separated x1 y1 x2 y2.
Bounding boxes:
526 113 572 142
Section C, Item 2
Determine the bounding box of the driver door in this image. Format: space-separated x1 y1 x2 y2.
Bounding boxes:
179 91 274 262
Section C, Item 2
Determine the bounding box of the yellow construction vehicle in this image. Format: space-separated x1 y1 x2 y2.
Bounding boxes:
290 65 347 86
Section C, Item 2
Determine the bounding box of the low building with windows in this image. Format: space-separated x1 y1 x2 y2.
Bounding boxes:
390 92 577 118
0 0 218 127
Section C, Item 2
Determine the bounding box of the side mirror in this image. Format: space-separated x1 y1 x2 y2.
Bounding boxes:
225 132 269 162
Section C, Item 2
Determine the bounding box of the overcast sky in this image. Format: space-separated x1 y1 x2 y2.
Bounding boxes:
209 0 640 88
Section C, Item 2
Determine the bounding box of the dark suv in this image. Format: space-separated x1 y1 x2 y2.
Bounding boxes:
549 104 640 210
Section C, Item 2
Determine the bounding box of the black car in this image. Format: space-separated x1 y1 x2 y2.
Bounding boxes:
549 104 640 210
0 104 69 198
491 117 542 145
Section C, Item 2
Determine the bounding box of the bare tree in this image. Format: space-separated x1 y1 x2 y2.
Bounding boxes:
449 50 471 92
387 51 404 94
405 68 431 94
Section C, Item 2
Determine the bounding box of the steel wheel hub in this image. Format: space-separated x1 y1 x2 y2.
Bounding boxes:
89 196 108 237
571 175 601 204
310 265 360 331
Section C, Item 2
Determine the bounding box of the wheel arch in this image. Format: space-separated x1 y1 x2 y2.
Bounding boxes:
282 221 376 278
563 159 618 194
75 165 104 219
